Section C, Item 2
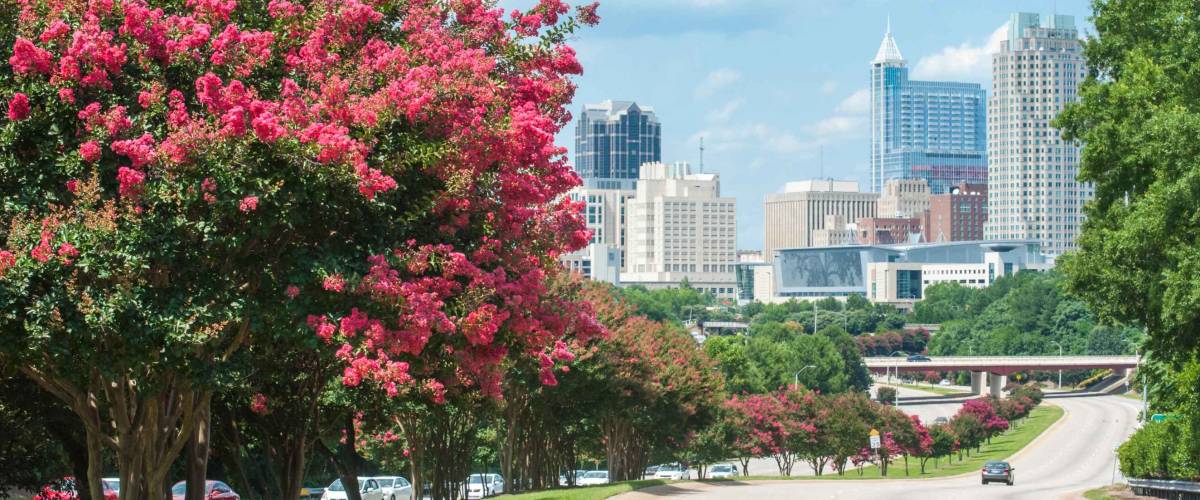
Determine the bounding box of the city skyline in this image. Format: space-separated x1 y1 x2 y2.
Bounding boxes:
546 0 1094 249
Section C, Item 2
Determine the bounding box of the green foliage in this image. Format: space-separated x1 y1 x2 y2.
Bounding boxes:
1118 415 1200 481
747 333 848 394
875 387 896 405
817 326 872 392
925 272 1142 360
1052 0 1200 362
617 285 714 324
703 336 766 394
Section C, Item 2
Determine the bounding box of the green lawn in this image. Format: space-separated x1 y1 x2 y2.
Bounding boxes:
878 381 971 397
1083 484 1128 499
709 403 1065 481
496 479 668 500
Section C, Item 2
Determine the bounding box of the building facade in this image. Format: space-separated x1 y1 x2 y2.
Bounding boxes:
558 186 635 283
984 13 1092 255
871 25 987 193
574 100 661 190
622 161 737 297
878 178 931 218
812 214 858 247
926 182 988 242
857 217 923 245
763 180 878 260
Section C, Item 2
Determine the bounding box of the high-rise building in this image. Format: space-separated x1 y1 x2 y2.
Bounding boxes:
558 186 635 283
871 24 987 194
926 182 988 242
984 13 1092 255
622 161 737 297
878 178 931 218
763 180 878 260
574 100 661 190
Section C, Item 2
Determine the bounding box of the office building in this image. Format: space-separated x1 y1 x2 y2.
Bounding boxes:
812 214 858 247
574 100 661 190
761 240 1051 306
985 13 1092 255
926 182 987 242
763 180 878 260
558 186 635 283
871 24 987 193
878 178 930 218
622 161 737 297
857 217 923 245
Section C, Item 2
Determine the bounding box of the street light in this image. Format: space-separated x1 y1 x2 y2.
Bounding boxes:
888 351 908 408
1050 341 1064 389
794 365 816 389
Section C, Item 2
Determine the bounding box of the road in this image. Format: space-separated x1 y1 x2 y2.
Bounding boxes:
625 390 1141 499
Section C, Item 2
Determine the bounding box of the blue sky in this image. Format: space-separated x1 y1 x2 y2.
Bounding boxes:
511 0 1094 249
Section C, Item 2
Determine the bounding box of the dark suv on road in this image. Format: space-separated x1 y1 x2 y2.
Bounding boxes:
981 460 1014 485
906 354 932 362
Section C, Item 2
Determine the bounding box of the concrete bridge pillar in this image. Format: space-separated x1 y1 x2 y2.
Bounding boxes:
970 371 986 395
989 374 1007 398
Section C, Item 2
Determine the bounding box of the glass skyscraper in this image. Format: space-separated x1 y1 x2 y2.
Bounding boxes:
573 100 661 190
870 25 987 194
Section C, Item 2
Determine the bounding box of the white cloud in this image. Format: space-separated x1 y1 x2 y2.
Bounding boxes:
835 87 870 114
694 68 742 98
705 99 743 123
811 115 866 137
689 122 809 155
912 23 1008 84
820 80 838 95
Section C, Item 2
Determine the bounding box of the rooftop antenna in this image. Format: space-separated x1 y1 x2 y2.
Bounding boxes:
886 14 891 34
699 136 705 173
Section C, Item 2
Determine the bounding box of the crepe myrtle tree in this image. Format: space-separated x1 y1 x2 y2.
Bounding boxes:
0 0 600 498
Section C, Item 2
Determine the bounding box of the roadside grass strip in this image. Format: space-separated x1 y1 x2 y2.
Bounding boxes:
708 403 1064 481
877 381 972 397
497 479 669 500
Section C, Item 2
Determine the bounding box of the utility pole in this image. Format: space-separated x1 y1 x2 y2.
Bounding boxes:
812 300 818 333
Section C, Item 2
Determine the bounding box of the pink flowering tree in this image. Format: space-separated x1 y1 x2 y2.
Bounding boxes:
0 0 600 498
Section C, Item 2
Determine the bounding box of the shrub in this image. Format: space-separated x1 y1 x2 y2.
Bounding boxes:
1118 416 1200 481
876 386 897 405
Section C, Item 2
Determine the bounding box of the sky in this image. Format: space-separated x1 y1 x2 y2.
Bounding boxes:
510 0 1095 250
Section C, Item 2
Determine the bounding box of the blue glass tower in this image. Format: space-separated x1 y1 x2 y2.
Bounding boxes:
870 25 987 194
574 100 661 190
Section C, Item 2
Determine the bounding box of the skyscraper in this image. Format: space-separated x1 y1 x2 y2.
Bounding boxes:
574 100 661 190
984 13 1091 255
762 180 878 260
871 23 988 194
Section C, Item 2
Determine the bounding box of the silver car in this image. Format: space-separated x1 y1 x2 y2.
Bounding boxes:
708 463 737 479
463 473 504 499
368 476 412 500
981 460 1014 486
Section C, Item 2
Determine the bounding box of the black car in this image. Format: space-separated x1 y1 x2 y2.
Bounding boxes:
981 460 1014 485
906 354 932 362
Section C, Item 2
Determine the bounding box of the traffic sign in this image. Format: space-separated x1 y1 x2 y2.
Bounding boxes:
869 428 880 449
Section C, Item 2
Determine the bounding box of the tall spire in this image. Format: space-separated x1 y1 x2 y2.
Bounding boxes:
873 18 904 64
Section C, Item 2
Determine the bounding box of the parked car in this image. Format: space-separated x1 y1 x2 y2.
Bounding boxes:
368 476 412 500
34 477 118 500
654 463 691 480
101 478 120 496
907 354 932 362
934 416 950 425
643 465 659 478
299 483 326 500
577 470 609 486
170 480 240 500
321 478 384 500
708 463 738 479
560 469 590 486
463 473 504 499
938 379 953 386
981 460 1014 486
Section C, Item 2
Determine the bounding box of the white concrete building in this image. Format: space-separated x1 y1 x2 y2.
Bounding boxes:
984 12 1093 256
559 186 634 284
811 214 859 247
763 180 878 260
622 161 737 298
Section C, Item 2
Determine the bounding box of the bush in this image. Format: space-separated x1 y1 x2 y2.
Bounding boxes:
876 386 897 405
1118 416 1200 481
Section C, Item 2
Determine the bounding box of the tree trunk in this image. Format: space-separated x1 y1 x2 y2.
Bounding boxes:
186 396 212 500
331 416 363 500
738 457 750 477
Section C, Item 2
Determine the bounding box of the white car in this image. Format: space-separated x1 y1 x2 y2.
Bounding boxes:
368 476 412 500
463 473 504 499
654 464 691 480
559 469 590 486
577 470 609 486
322 478 384 500
708 464 737 479
939 379 953 386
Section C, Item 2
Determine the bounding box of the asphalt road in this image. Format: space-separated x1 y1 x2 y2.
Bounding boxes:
627 389 1141 499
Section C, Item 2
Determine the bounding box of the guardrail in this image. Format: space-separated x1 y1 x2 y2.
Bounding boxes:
1128 477 1200 500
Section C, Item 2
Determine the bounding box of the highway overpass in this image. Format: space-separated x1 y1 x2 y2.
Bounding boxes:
865 355 1140 396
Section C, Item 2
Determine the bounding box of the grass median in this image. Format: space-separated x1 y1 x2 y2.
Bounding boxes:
496 479 669 500
710 403 1064 481
877 381 971 397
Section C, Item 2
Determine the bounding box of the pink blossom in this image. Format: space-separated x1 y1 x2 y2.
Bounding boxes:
576 2 601 25
65 179 79 193
116 166 146 197
238 195 258 212
9 38 54 75
0 251 15 276
285 285 300 299
79 141 102 162
30 231 53 263
323 274 346 292
7 93 30 121
56 243 79 264
250 393 269 415
57 88 75 104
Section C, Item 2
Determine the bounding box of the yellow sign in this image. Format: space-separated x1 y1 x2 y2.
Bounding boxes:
869 428 879 437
